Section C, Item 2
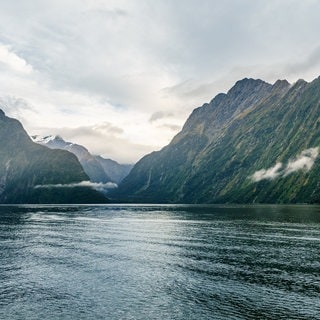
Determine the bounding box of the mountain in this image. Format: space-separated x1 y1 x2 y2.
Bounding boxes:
113 77 320 204
95 156 133 184
32 135 112 183
32 135 133 184
0 110 107 204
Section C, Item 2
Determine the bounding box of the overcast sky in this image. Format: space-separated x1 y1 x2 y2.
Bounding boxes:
1 0 320 163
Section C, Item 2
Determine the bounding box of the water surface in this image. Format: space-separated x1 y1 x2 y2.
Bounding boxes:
1 204 320 319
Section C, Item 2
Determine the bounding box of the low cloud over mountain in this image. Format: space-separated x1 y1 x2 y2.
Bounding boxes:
252 148 319 182
35 181 118 192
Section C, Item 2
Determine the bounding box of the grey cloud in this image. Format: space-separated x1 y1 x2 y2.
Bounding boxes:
58 122 124 138
159 124 181 131
90 8 128 19
1 1 320 109
149 111 181 132
0 95 34 112
0 2 288 109
2 0 320 166
286 46 320 74
92 123 124 135
2 1 320 89
0 95 36 125
162 80 218 99
162 80 193 97
149 111 173 123
162 78 230 107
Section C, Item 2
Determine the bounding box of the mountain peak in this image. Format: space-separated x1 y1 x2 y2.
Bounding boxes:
272 79 291 91
227 78 271 96
54 135 65 141
0 109 5 118
273 79 290 87
32 135 66 144
32 134 132 184
294 79 308 87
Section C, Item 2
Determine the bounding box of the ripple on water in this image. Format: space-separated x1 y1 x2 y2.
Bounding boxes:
0 205 320 319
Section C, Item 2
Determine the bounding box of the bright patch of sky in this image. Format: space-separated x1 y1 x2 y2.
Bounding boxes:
1 0 320 162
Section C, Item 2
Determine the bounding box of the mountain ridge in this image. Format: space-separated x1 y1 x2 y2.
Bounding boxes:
113 77 320 204
0 110 108 204
32 135 133 184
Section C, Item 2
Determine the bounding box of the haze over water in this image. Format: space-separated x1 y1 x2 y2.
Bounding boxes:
1 205 320 319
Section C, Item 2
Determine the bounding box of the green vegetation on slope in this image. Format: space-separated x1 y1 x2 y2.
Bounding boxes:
114 77 320 204
0 110 107 203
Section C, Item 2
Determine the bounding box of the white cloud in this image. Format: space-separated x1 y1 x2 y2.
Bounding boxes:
0 44 33 74
284 147 319 176
251 147 319 182
1 1 320 163
34 180 118 192
252 162 283 182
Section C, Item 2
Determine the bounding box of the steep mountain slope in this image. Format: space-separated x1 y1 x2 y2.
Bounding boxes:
0 110 107 203
114 77 320 204
32 135 133 184
32 135 112 183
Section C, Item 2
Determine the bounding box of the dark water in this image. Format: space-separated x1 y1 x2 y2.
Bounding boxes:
1 205 320 320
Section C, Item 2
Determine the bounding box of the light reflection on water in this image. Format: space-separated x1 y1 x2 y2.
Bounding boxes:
0 204 320 319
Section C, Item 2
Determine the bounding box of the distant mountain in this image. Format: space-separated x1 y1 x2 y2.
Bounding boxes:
32 135 133 184
32 135 112 183
95 156 133 184
113 77 320 204
0 110 107 204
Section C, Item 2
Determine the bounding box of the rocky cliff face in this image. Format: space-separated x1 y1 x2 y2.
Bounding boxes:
114 77 320 204
0 110 107 203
